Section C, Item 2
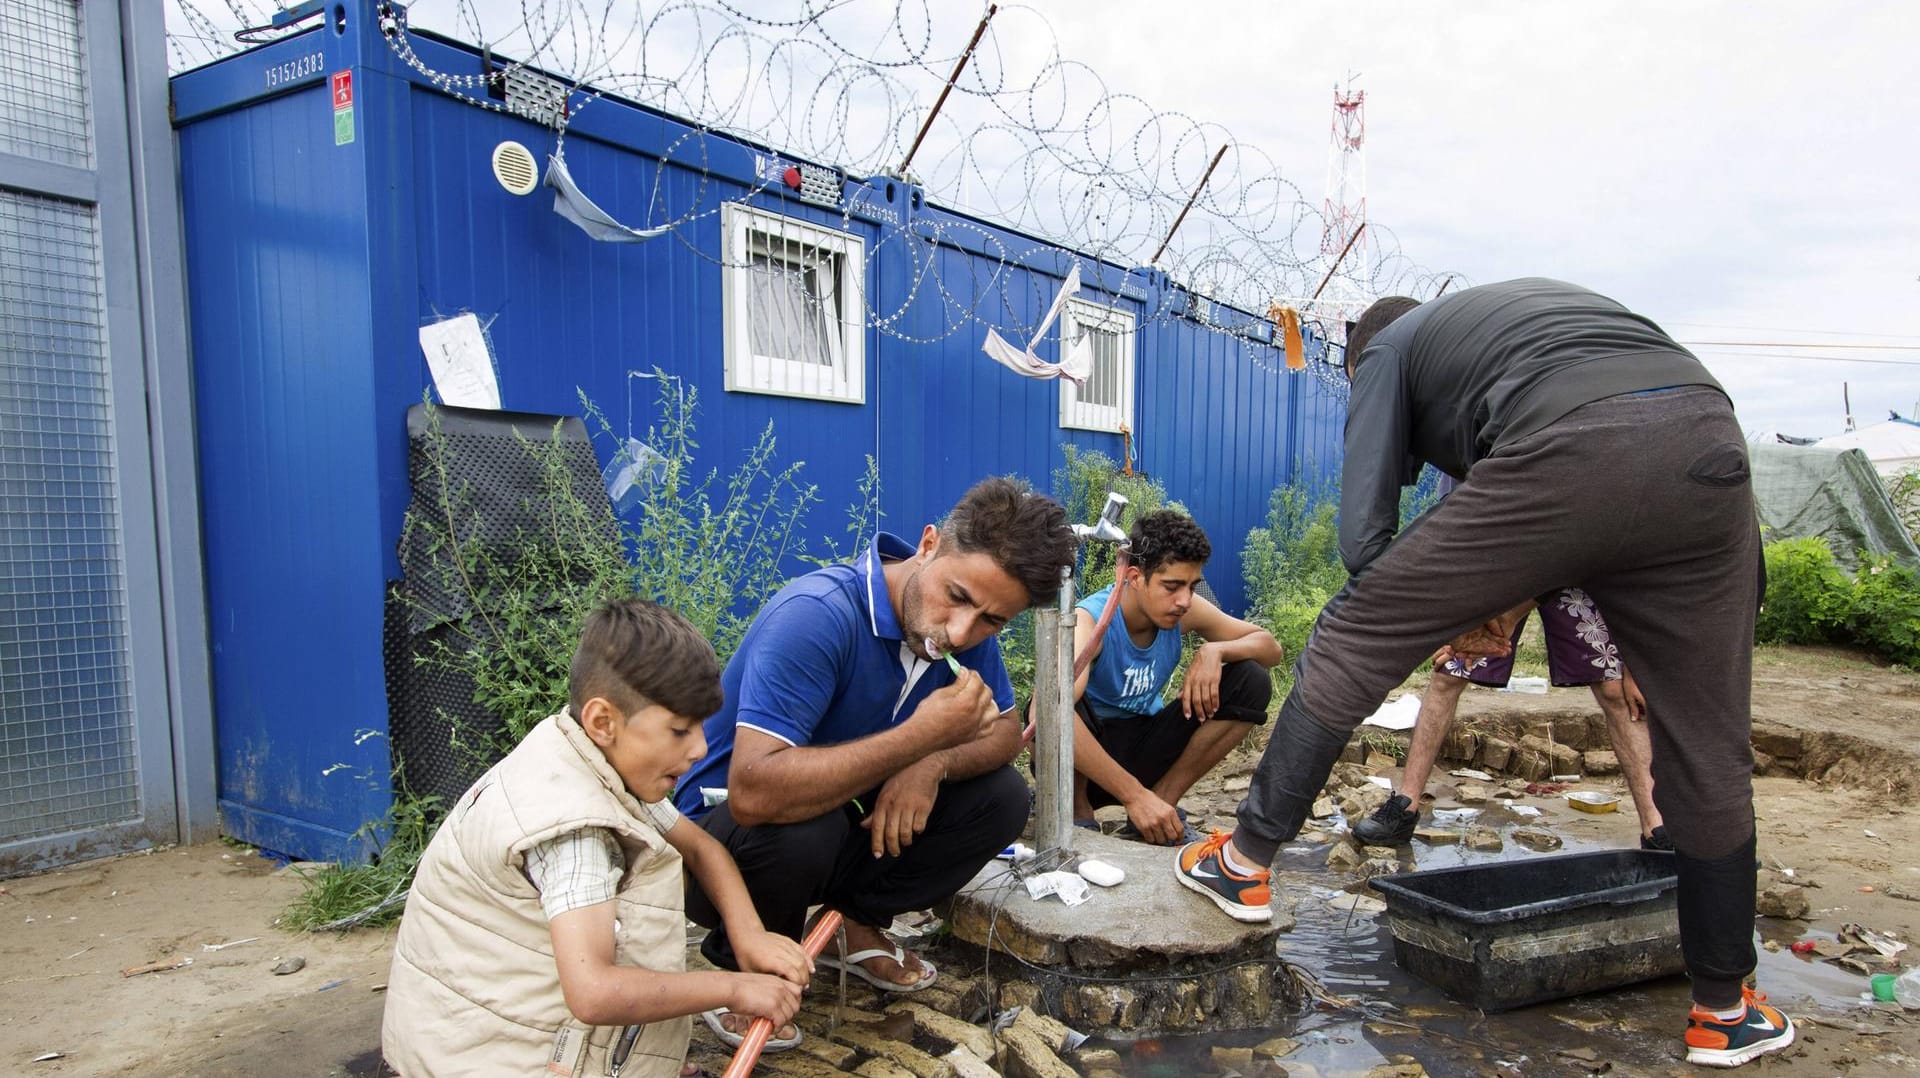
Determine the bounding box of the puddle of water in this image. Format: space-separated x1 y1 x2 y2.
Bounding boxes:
1096 813 1892 1077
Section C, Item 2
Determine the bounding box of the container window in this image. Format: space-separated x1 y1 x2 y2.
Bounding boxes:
722 205 865 404
1059 298 1136 433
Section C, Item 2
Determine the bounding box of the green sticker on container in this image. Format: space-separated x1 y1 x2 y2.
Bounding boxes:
334 105 355 145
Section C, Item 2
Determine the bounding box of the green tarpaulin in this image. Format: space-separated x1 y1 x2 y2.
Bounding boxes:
1750 441 1920 572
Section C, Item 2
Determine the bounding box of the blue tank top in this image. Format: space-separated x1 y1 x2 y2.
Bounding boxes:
1077 584 1183 720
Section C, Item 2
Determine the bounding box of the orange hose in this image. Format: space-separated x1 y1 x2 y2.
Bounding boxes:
719 911 843 1078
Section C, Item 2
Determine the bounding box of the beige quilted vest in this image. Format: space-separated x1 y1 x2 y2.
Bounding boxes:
382 711 690 1077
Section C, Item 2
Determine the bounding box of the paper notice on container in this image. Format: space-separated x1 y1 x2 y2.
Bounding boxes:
418 313 501 409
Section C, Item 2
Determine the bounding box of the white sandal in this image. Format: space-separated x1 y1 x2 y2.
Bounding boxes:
699 1007 802 1052
815 946 939 993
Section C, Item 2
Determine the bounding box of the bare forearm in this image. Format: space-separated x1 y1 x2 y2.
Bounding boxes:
730 725 938 824
931 713 1021 782
1205 631 1283 668
567 967 741 1027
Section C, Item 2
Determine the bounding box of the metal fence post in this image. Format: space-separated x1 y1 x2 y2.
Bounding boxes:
1033 564 1076 856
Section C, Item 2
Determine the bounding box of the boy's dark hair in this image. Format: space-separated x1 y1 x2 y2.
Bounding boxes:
943 476 1076 606
1127 509 1211 577
568 598 723 719
1344 296 1422 375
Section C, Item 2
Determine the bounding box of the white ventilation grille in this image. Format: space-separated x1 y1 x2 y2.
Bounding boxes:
491 141 538 195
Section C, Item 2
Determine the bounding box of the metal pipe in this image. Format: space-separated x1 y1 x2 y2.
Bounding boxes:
1048 565 1075 854
720 911 844 1078
1031 565 1069 855
1149 144 1228 266
898 4 998 178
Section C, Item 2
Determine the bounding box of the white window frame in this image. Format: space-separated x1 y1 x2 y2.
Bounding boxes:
1058 297 1136 433
721 203 866 404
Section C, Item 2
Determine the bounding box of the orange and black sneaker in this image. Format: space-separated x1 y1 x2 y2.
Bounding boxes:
1684 986 1795 1067
1174 831 1272 923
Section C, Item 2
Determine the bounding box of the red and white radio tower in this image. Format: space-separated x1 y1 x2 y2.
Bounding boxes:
1319 78 1373 333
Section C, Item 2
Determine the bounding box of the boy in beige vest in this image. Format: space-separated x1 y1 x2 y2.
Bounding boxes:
383 599 812 1078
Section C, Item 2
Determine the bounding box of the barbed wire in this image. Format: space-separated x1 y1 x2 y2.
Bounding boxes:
166 1 1464 390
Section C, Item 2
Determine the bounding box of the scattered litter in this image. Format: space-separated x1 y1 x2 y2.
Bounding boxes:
1860 885 1876 893
1431 808 1481 825
1498 676 1548 694
1524 782 1571 796
1449 768 1495 782
317 978 350 991
996 842 1036 863
121 955 192 978
271 956 306 976
202 936 261 952
372 983 387 992
1565 791 1620 814
1839 923 1907 960
1366 776 1396 790
1791 939 1818 955
1549 774 1582 783
1362 693 1421 730
1023 871 1090 907
1076 859 1125 887
33 1053 63 1063
1506 803 1543 818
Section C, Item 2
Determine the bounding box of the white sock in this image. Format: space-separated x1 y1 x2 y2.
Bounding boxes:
1700 1001 1746 1021
1219 839 1262 877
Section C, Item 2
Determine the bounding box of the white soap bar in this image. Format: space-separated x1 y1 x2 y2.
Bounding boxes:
1077 859 1125 887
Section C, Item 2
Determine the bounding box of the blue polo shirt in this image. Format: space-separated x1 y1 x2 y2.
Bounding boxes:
673 533 1016 818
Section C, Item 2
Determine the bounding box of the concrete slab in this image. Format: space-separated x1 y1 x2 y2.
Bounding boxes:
947 830 1293 968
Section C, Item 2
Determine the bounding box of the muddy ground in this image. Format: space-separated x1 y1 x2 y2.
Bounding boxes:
3 644 1916 1077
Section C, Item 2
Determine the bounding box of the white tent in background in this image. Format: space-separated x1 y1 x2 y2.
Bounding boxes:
1819 414 1920 479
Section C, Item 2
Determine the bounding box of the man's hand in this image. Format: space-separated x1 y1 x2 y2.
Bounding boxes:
1622 668 1647 721
730 926 813 986
863 756 943 858
1122 788 1184 846
908 670 997 750
1447 620 1512 666
726 971 804 1030
1178 643 1224 721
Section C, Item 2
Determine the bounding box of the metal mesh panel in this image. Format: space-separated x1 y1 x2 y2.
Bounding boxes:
0 0 93 168
0 189 138 842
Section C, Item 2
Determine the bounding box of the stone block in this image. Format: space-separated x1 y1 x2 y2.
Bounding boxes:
1464 827 1503 852
942 1049 1000 1078
1310 797 1337 819
1756 883 1810 920
1354 857 1401 882
885 1003 994 1061
1477 736 1514 771
1213 1047 1257 1073
1414 828 1462 845
1062 983 1143 1029
1454 783 1489 804
997 981 1042 1013
1365 751 1401 770
1071 1047 1124 1072
1511 827 1562 852
1340 739 1369 764
796 1040 859 1069
832 1026 953 1078
997 1026 1078 1078
1583 750 1620 776
854 1061 922 1078
1330 762 1374 790
1325 840 1366 872
1216 963 1273 1026
1255 1035 1303 1058
1751 748 1776 775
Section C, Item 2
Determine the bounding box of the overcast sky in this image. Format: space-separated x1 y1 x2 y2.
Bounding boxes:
1035 1 1920 439
171 1 1917 438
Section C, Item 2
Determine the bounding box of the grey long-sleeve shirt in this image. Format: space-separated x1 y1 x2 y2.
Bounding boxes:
1339 277 1725 574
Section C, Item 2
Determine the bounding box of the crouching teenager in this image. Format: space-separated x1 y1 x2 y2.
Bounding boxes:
382 599 813 1078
